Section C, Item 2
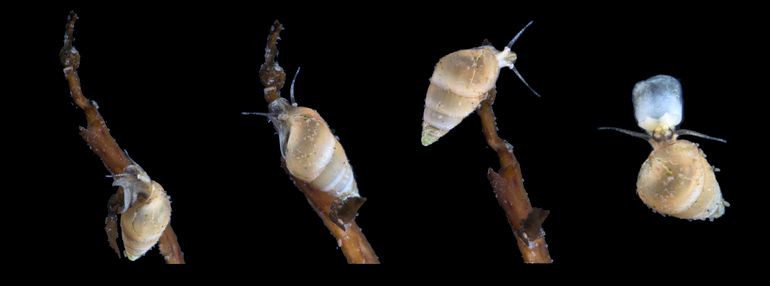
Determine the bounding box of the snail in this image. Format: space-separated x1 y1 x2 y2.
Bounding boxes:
600 74 728 220
112 164 172 260
244 68 364 225
421 21 540 146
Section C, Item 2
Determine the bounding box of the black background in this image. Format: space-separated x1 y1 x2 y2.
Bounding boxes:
10 3 764 270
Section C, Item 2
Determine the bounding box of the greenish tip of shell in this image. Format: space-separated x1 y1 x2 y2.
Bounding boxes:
422 134 438 146
421 124 444 146
126 251 141 261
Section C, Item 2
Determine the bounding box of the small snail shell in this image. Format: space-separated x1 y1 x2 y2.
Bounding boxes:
113 164 172 261
421 47 504 146
637 140 726 220
633 74 683 139
269 98 359 200
421 21 539 146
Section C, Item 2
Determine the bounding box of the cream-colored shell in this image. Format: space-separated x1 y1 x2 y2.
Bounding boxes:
636 140 726 220
283 107 358 200
121 181 171 260
422 47 501 146
112 164 172 261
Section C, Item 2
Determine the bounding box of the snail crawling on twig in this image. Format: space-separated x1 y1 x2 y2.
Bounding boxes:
421 21 541 146
244 68 365 227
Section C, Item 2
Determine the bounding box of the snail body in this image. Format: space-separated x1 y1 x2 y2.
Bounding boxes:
113 164 172 260
269 97 359 201
421 21 539 146
601 74 728 220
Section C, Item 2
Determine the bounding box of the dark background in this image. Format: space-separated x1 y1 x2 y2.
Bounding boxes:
10 4 763 269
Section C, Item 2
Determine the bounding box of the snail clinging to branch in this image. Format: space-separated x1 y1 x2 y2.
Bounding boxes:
112 164 172 260
245 68 366 226
421 21 541 146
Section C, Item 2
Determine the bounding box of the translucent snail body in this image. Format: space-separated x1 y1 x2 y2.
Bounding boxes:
113 164 172 260
601 74 728 220
632 74 683 139
421 21 540 146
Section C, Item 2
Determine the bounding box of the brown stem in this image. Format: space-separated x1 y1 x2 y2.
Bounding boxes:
259 20 379 264
61 11 185 264
478 89 552 263
158 225 185 264
296 180 379 263
260 20 286 104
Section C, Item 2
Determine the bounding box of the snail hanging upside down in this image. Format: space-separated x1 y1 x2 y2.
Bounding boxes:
601 74 728 220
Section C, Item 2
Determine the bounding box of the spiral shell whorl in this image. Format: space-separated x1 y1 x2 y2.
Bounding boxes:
636 140 726 220
284 107 359 200
421 47 501 146
120 181 172 261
